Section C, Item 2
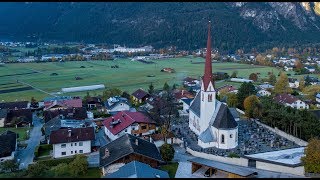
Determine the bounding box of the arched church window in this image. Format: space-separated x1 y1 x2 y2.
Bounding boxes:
208 94 212 102
235 132 238 142
230 134 233 138
202 93 204 101
221 134 225 144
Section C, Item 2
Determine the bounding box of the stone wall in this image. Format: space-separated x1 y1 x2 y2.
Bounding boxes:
255 161 305 176
186 147 249 167
254 120 308 146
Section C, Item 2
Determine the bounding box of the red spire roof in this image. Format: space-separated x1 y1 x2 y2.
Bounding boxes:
203 21 213 91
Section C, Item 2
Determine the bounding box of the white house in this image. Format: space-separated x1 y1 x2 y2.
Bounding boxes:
0 131 17 162
284 66 293 71
288 78 299 88
304 66 316 73
105 96 130 114
316 93 320 108
258 83 274 90
274 94 309 110
49 127 95 158
102 111 157 141
257 89 271 97
188 22 238 149
0 109 7 128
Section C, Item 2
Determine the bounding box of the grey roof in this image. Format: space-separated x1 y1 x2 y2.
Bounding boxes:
0 131 17 158
229 108 240 119
316 93 320 99
44 116 61 137
181 98 193 106
198 128 215 143
188 157 257 177
104 161 169 178
0 109 7 118
100 134 164 167
189 92 201 117
212 103 238 129
105 97 130 110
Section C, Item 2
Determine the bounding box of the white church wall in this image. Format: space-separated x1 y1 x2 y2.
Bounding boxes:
186 147 249 167
188 111 200 135
255 161 305 176
214 128 238 149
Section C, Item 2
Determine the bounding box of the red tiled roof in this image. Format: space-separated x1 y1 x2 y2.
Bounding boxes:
151 132 175 141
49 127 95 144
273 93 300 104
45 98 82 109
102 111 155 135
216 85 237 92
174 90 195 100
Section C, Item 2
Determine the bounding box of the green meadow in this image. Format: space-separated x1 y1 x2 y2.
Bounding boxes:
0 57 302 102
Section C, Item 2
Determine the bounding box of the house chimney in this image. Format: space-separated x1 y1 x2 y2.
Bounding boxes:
68 129 72 137
182 90 184 96
103 148 110 159
135 139 139 146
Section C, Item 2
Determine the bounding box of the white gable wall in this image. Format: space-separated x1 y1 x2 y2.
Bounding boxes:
52 140 91 158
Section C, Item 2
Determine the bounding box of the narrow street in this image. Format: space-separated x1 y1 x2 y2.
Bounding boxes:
16 113 43 170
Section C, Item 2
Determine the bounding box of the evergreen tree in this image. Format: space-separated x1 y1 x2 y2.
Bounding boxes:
268 73 277 85
237 82 256 109
163 82 170 92
148 83 154 94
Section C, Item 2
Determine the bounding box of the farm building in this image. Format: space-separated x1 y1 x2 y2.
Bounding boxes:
131 89 150 104
161 67 175 73
61 84 105 93
0 131 18 162
230 78 253 83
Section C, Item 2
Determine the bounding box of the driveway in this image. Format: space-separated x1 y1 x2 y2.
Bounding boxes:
16 113 43 169
87 151 100 167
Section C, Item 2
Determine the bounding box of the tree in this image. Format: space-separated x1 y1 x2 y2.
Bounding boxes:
102 88 122 101
27 162 49 177
230 71 237 78
298 77 305 91
83 91 91 102
294 60 303 70
305 75 312 86
249 73 258 82
163 82 170 92
244 95 261 118
302 85 320 101
274 72 292 94
69 155 88 177
30 97 38 108
172 84 177 90
148 83 154 94
301 138 320 173
51 163 70 177
237 82 256 109
268 73 277 85
160 143 175 162
226 93 238 107
0 160 18 173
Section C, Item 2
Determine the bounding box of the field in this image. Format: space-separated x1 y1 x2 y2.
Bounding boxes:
0 57 314 102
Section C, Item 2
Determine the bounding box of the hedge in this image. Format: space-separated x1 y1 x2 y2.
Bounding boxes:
37 157 75 167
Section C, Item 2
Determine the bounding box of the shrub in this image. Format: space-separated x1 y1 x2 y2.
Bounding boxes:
27 162 49 177
37 157 75 167
160 143 175 162
69 155 88 177
228 153 240 158
50 163 70 177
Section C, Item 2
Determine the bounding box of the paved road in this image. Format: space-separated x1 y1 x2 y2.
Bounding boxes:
173 145 201 178
17 113 43 169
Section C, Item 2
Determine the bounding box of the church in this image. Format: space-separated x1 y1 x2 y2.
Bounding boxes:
188 21 238 149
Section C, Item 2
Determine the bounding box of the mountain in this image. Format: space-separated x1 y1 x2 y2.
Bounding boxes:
0 2 320 52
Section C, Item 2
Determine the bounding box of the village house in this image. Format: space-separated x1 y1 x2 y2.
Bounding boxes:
5 109 33 127
212 72 229 80
150 131 177 147
257 89 271 97
284 65 293 71
304 66 316 73
0 101 30 110
288 78 299 89
216 84 238 96
49 127 95 158
83 96 105 112
316 93 320 108
273 93 309 110
183 77 200 87
43 96 82 111
99 134 164 176
0 131 17 162
0 109 8 127
105 96 130 114
103 111 157 141
131 89 150 104
43 107 88 123
103 160 169 178
258 83 274 90
173 89 195 102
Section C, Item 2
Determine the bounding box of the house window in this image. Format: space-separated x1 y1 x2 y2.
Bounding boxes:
79 142 83 146
230 134 233 138
61 152 66 156
141 125 147 130
71 143 73 146
80 150 83 153
71 151 73 154
75 143 77 146
125 129 127 132
202 93 204 101
221 134 225 144
208 94 212 102
61 144 66 148
75 150 77 153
